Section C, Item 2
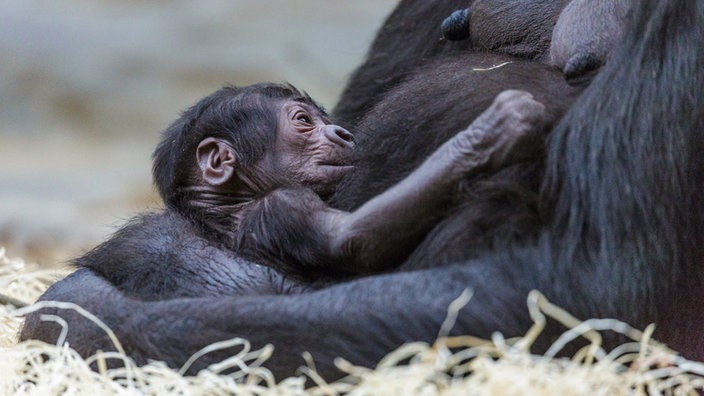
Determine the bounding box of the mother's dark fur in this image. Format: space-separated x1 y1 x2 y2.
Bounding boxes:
21 0 704 381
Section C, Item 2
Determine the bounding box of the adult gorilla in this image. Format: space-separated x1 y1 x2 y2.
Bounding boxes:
22 0 704 380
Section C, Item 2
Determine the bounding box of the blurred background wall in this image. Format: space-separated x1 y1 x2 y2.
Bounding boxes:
0 0 398 265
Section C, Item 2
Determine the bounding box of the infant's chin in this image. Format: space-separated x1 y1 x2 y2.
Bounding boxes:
311 165 355 198
320 163 354 173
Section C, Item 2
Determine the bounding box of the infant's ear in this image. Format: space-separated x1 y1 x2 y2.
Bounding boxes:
196 137 237 186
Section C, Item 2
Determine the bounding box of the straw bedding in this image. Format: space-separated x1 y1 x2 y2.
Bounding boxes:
1 247 703 395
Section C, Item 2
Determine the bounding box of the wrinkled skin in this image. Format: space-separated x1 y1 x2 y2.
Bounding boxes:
272 100 356 198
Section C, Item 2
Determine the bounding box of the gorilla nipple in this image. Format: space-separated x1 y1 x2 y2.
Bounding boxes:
441 8 470 41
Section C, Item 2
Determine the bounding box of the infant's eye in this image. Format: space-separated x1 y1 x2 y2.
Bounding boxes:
295 112 312 124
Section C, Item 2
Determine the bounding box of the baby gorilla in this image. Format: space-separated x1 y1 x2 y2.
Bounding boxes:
75 83 545 299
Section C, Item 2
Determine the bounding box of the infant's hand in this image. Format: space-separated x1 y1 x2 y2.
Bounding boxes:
454 89 547 169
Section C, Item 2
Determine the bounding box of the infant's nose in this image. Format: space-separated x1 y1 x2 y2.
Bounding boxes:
325 125 355 148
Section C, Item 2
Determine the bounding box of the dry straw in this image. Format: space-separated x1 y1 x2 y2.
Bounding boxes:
2 247 703 395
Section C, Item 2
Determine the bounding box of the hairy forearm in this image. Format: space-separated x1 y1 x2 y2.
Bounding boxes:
330 90 546 272
333 126 493 272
